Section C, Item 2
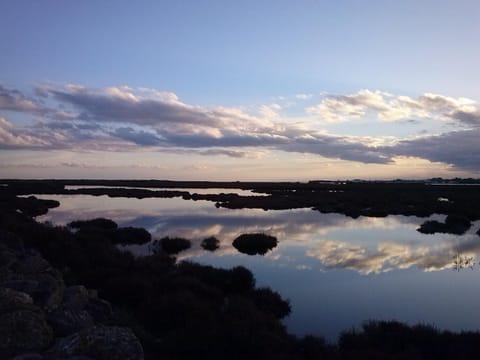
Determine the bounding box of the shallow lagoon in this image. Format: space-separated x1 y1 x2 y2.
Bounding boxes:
34 192 480 341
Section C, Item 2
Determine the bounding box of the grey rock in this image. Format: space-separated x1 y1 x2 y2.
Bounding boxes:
62 285 89 311
0 310 53 357
0 287 35 314
11 353 44 359
46 326 144 360
87 289 98 299
0 277 39 295
47 306 94 337
0 246 18 271
85 298 112 323
0 272 65 310
0 230 25 253
12 254 51 275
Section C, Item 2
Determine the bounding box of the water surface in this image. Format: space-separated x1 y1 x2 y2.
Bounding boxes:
34 193 480 341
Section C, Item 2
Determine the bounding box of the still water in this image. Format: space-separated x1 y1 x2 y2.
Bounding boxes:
34 192 480 341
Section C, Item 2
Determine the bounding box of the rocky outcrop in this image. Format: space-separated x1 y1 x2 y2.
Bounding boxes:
0 229 144 359
46 326 144 360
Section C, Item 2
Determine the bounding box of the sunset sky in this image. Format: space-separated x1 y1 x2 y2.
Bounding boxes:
1 0 479 180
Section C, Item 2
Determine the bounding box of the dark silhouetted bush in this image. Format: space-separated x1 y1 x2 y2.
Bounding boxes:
418 214 471 235
229 266 256 292
251 287 291 319
232 233 278 255
151 237 191 255
68 218 118 230
111 227 151 244
201 236 220 251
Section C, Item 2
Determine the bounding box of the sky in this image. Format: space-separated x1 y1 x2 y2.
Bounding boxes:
1 0 479 180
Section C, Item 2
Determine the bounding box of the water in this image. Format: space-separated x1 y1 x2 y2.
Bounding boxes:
33 193 480 341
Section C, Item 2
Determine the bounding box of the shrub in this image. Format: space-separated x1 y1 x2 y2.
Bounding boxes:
111 227 151 245
201 236 220 251
232 233 278 255
68 218 118 230
151 237 191 255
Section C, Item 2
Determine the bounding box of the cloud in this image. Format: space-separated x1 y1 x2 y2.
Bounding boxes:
38 84 242 129
279 133 390 164
2 84 480 171
389 128 480 171
113 127 163 146
0 85 48 114
307 89 480 125
0 117 51 149
306 240 452 274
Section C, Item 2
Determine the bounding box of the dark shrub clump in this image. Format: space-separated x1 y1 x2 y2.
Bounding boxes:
418 214 471 235
201 236 220 251
68 218 118 230
111 227 151 245
251 287 291 319
232 233 278 255
152 236 192 255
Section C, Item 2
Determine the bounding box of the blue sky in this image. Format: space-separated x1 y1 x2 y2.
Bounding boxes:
1 1 479 180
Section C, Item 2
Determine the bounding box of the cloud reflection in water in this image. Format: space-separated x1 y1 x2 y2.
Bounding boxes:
34 194 480 275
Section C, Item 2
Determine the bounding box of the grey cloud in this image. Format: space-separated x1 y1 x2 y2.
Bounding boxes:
198 149 254 158
113 127 163 146
3 84 480 171
389 129 480 171
42 86 222 128
0 85 48 114
280 135 391 164
160 131 288 148
448 110 480 126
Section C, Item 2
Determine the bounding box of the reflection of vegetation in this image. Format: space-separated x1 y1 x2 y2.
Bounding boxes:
232 233 278 255
151 236 192 255
453 253 476 271
69 217 118 230
201 236 220 251
418 215 472 235
68 218 151 245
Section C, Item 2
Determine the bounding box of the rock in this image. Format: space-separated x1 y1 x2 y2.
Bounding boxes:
32 272 65 309
0 230 25 253
0 277 39 296
47 306 94 337
0 246 18 271
0 272 65 310
63 285 89 311
84 298 112 323
0 310 53 357
11 353 44 360
12 254 51 275
0 287 35 314
87 289 98 299
46 326 144 360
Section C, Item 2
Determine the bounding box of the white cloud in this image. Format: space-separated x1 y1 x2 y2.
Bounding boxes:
2 84 480 171
307 89 480 125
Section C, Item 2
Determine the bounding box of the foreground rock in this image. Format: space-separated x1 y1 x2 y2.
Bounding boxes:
46 326 144 360
0 230 143 359
0 309 53 357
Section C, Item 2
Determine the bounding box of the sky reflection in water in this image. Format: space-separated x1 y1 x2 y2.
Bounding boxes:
35 193 480 340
